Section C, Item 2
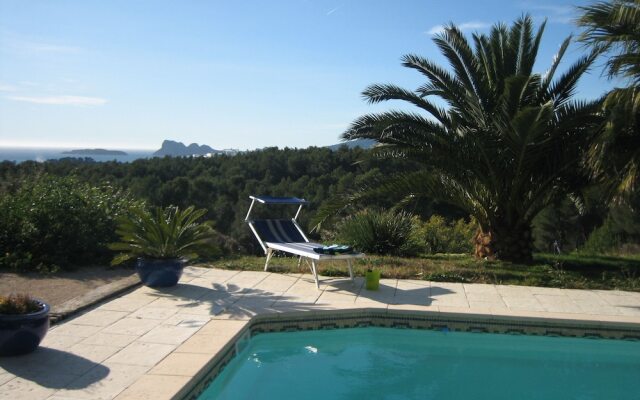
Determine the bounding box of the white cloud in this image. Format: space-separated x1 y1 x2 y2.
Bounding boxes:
426 21 491 36
326 5 342 16
6 95 107 106
520 3 575 24
427 25 445 35
0 84 18 92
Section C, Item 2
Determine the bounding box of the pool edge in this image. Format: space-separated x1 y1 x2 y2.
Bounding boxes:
176 308 640 400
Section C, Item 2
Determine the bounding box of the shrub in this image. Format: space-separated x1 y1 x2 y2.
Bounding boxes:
0 175 144 271
334 209 423 256
581 217 623 254
420 215 476 254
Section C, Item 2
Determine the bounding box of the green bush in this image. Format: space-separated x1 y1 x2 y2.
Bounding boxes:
420 215 476 254
0 175 144 271
581 217 623 254
334 209 423 256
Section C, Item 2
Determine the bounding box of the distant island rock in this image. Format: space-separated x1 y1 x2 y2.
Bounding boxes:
62 148 128 156
154 140 235 157
327 138 377 151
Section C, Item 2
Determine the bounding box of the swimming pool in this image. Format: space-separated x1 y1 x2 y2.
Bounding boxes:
195 326 640 400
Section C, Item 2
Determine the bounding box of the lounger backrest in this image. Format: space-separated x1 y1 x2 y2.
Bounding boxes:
250 219 307 244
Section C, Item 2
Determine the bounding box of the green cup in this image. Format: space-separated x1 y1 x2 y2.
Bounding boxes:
365 270 381 290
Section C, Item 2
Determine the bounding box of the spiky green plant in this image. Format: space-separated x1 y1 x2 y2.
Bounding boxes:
578 0 640 196
335 209 423 256
109 206 218 265
315 16 602 263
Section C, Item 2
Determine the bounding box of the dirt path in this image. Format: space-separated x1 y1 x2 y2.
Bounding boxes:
0 266 135 309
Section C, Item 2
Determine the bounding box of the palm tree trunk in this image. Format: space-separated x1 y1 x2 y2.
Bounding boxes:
474 225 533 263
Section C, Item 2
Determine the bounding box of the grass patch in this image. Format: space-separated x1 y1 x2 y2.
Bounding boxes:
202 252 640 291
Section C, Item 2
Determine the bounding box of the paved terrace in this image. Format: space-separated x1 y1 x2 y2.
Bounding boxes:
2 266 640 400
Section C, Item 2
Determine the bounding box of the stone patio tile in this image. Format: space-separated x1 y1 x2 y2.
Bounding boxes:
80 333 138 348
430 296 470 308
216 304 279 319
98 297 156 312
534 295 583 313
501 297 546 311
0 372 15 385
465 292 504 303
468 300 508 310
137 325 201 345
438 305 494 316
161 313 213 327
223 271 270 291
315 290 357 304
148 352 212 377
68 310 130 327
195 319 248 336
106 342 175 367
146 296 200 309
40 334 85 350
0 347 100 377
272 294 323 308
284 280 324 296
55 362 150 400
256 273 299 293
463 283 498 293
576 304 623 315
156 301 222 317
564 289 607 301
199 268 241 281
128 306 179 320
49 324 103 338
495 285 533 296
357 279 397 300
617 307 640 316
66 343 123 364
114 374 190 400
354 297 390 307
155 284 211 300
0 377 56 400
181 266 210 278
175 334 239 355
387 304 439 313
431 282 466 295
101 317 163 336
528 286 567 295
598 292 640 307
394 281 431 305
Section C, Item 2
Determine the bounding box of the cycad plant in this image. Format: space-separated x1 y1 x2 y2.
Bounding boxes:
578 0 640 196
317 16 602 263
110 206 218 265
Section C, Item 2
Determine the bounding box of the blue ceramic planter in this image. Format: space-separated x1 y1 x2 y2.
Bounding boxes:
136 258 185 287
0 301 49 356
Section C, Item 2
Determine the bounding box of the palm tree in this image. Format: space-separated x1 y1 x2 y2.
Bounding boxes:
577 0 640 196
318 16 601 263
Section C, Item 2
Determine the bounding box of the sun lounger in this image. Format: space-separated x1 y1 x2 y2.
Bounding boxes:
245 195 365 289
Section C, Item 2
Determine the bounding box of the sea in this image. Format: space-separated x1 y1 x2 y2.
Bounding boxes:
0 147 155 163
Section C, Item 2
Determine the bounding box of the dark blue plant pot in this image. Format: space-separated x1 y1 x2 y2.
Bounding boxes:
0 301 50 357
136 258 185 287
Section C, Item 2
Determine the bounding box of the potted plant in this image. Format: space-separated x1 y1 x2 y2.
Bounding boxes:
110 206 218 287
0 294 50 356
365 268 381 290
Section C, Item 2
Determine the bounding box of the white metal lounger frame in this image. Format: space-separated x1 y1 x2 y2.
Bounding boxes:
245 195 365 289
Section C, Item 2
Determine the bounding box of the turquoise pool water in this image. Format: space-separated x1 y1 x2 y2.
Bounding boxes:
196 327 640 400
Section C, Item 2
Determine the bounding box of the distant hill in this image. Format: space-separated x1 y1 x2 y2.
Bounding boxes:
327 138 377 151
153 140 221 157
62 148 127 156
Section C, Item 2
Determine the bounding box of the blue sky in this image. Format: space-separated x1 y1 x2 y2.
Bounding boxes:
0 0 609 150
